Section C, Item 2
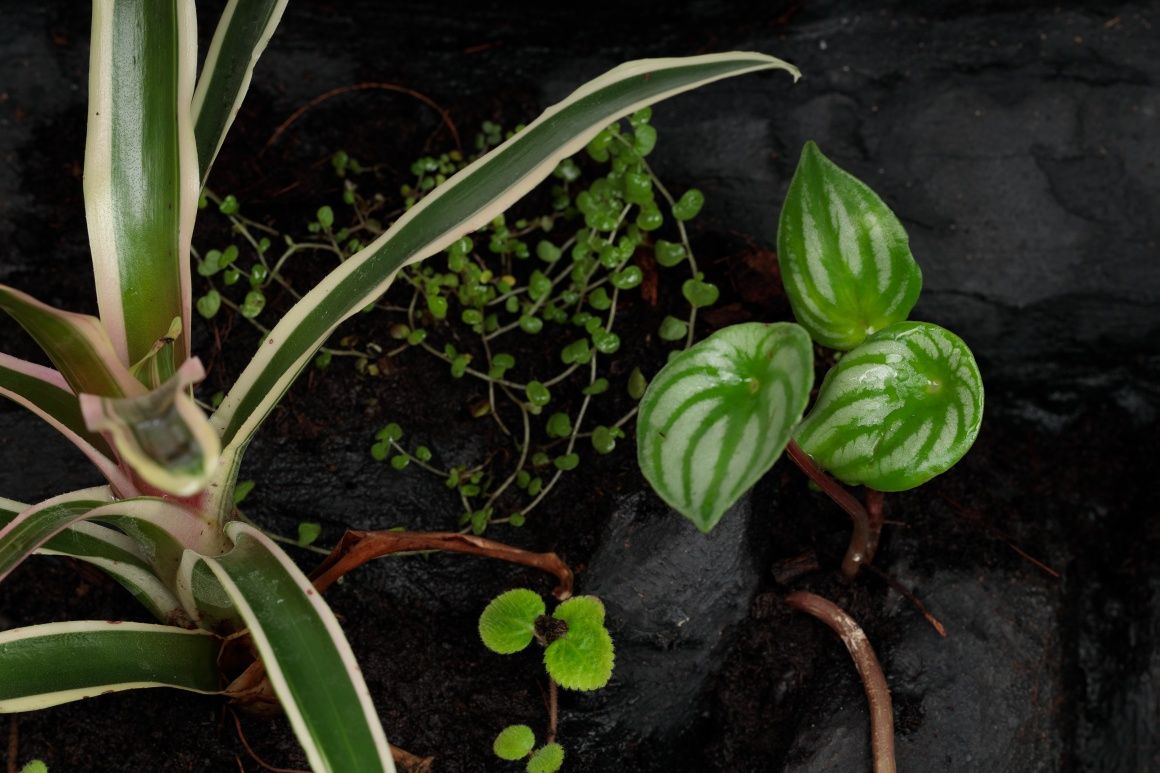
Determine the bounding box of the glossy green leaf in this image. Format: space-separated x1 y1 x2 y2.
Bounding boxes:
637 322 813 532
190 522 394 773
479 588 545 655
795 321 983 491
211 52 800 467
84 0 199 366
493 725 536 761
0 622 220 712
0 488 112 585
777 141 922 351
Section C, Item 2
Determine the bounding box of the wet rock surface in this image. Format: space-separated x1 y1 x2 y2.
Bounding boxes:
1 1 1158 771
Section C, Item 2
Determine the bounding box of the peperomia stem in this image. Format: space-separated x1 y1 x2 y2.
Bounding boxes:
310 529 574 600
784 590 896 773
785 439 874 578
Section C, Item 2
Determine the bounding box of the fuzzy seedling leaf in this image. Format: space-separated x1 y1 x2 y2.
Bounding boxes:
795 321 984 491
527 743 565 773
479 589 546 654
493 724 536 761
544 598 614 691
777 141 922 351
637 322 814 532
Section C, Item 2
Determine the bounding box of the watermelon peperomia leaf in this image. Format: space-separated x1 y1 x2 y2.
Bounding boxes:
794 321 984 491
636 322 814 533
777 141 922 351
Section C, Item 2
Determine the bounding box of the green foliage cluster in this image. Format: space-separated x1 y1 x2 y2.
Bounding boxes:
196 113 718 533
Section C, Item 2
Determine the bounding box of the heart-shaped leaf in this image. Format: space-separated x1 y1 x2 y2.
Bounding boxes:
637 322 814 532
479 588 545 654
794 321 984 491
777 141 922 351
544 597 615 692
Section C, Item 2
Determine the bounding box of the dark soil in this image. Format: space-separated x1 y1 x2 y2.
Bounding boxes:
2 2 1158 772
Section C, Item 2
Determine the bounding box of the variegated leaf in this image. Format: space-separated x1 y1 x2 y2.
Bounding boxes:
0 622 220 712
794 321 984 491
637 322 814 532
80 358 221 497
777 141 922 351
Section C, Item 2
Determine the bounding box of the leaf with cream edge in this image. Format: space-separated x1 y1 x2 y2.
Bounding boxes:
84 0 199 367
192 0 290 184
0 622 220 713
777 141 922 351
80 358 222 497
186 522 394 773
637 322 814 532
210 53 801 478
0 497 185 624
794 321 984 492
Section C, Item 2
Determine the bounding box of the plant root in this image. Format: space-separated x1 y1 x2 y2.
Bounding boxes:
785 440 876 578
784 590 897 773
310 529 574 599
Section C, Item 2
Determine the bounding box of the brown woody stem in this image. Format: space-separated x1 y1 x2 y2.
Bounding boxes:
310 529 574 600
546 678 559 744
784 591 897 773
786 440 874 578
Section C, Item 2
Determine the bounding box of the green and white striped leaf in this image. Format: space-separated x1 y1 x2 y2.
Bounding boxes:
211 52 800 459
0 488 112 584
0 286 144 398
0 354 131 491
80 358 221 497
193 0 289 183
84 0 199 366
188 522 394 773
794 321 984 492
637 322 814 532
777 141 922 351
0 622 220 712
0 496 184 624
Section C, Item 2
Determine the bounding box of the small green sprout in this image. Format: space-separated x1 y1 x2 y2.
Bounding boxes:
19 762 48 773
480 589 615 770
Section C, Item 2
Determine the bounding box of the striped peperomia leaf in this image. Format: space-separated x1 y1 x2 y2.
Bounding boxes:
637 322 813 532
794 321 983 492
777 141 922 351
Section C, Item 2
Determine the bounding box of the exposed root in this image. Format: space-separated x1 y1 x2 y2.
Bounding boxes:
861 563 948 638
311 529 574 600
784 590 897 773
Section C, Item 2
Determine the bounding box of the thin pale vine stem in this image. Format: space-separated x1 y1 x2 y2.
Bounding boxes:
785 439 874 578
784 591 896 773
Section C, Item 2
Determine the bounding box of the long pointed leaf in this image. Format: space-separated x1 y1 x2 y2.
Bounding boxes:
192 0 289 183
212 52 800 455
1 497 186 624
190 523 394 772
0 353 132 492
0 286 143 397
0 622 220 712
84 0 199 365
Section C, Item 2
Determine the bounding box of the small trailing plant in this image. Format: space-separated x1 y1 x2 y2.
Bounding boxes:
636 140 984 540
0 0 800 768
479 589 615 771
197 112 713 535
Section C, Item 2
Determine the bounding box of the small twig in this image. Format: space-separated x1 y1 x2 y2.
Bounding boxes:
784 591 897 773
231 710 309 773
785 439 874 578
861 562 947 638
264 82 460 152
310 530 574 600
546 678 559 744
390 745 435 773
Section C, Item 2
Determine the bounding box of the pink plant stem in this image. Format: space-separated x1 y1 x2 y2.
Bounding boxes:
785 591 897 773
786 440 874 578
